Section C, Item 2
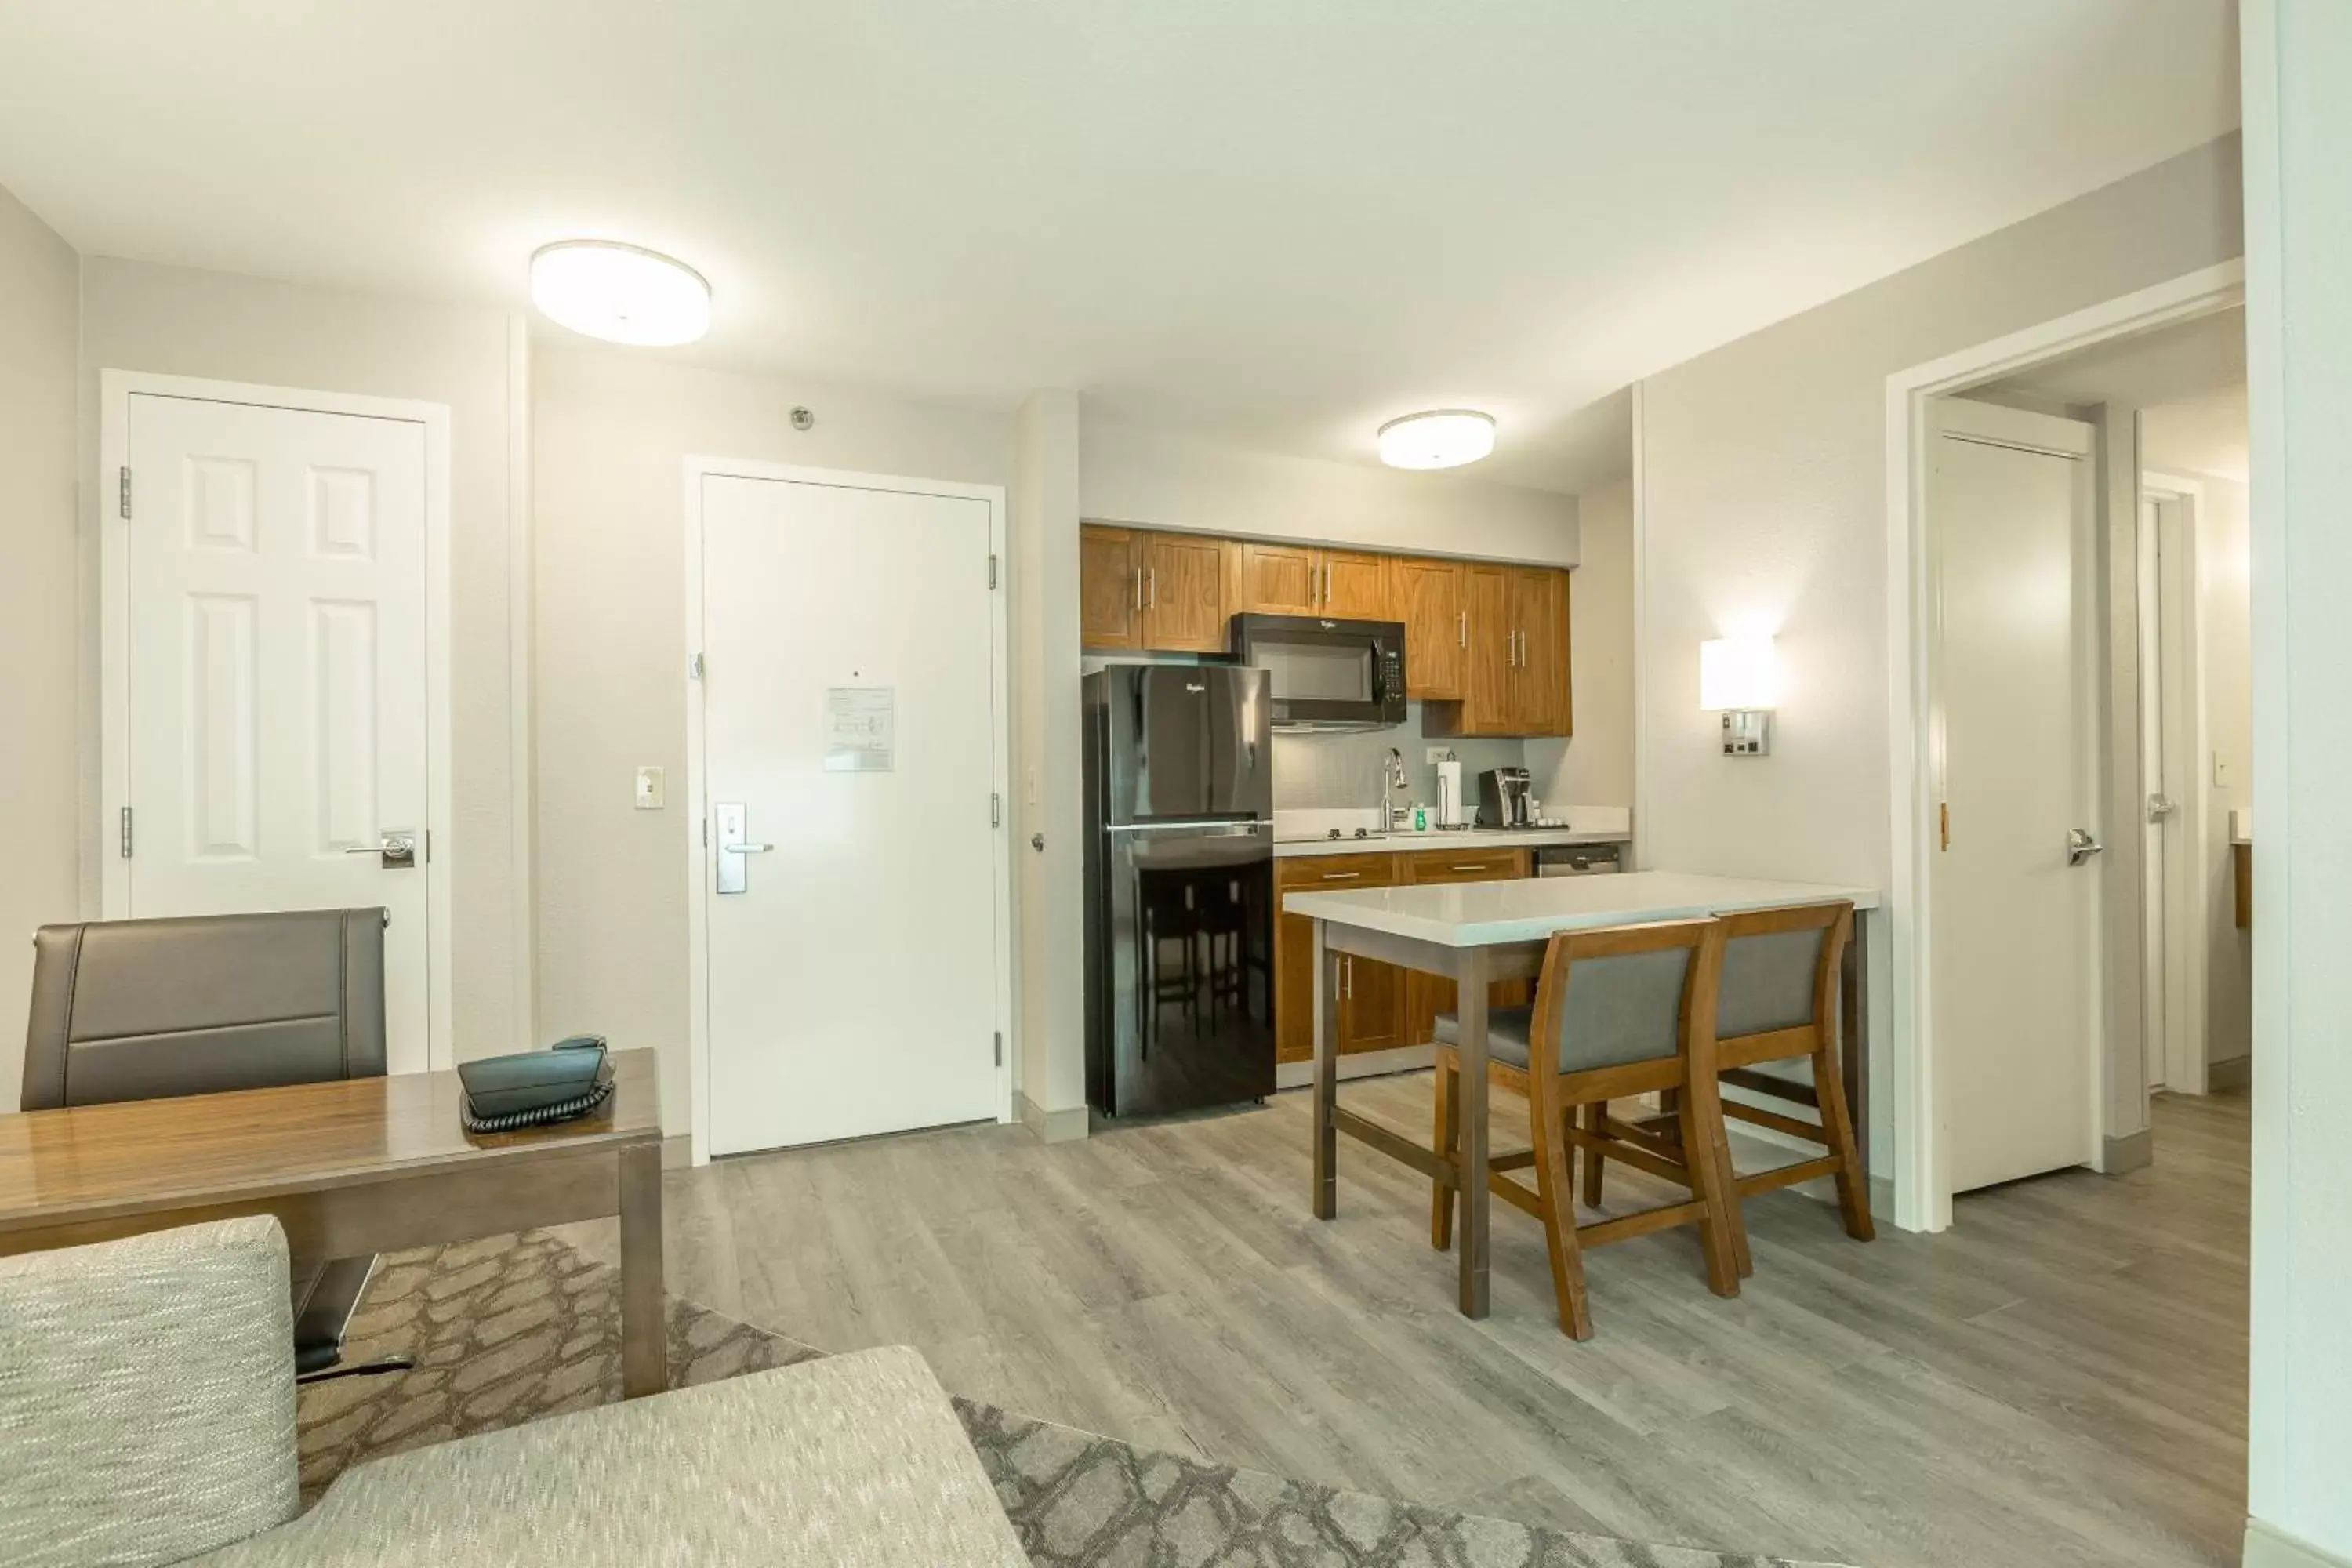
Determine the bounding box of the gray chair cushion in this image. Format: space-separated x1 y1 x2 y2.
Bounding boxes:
1717 927 1824 1040
1435 946 1693 1073
0 1218 299 1568
187 1346 1030 1568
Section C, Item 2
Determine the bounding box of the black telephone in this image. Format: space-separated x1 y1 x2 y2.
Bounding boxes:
457 1035 614 1133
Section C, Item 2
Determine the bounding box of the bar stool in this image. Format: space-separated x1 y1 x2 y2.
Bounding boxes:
1587 901 1872 1276
1428 917 1740 1340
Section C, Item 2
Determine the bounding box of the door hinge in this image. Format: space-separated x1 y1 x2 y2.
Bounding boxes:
688 652 705 680
988 554 1000 590
118 805 133 858
118 467 132 521
1940 801 1950 853
991 791 1002 827
993 1030 1004 1067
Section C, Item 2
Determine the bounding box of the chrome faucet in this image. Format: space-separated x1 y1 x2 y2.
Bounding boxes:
1377 747 1408 833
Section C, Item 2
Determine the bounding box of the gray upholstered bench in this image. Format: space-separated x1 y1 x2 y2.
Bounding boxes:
1 1218 1028 1568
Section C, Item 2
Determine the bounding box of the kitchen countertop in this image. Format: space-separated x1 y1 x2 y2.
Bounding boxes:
1284 870 1880 947
1273 826 1630 858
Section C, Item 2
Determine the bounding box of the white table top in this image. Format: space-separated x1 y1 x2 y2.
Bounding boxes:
1283 871 1882 948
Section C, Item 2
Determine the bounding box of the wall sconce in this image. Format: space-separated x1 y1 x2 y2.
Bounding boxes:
1700 636 1777 757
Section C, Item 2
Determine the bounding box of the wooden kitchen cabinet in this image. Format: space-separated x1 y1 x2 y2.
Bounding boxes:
1083 521 1572 735
1319 550 1395 619
1429 564 1572 738
1399 848 1531 1046
1080 524 1144 649
1234 540 1323 616
1081 524 1235 653
1274 853 1408 1063
1234 542 1394 621
1389 556 1465 700
1138 532 1231 652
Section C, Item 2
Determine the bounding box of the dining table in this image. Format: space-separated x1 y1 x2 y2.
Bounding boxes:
1282 869 1882 1319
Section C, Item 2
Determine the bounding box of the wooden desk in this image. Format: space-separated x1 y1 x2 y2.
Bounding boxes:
1283 873 1880 1319
0 1049 666 1397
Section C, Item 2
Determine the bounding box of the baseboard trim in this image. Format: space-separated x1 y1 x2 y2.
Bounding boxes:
1868 1174 1896 1222
1018 1093 1091 1145
2209 1054 2252 1093
2245 1518 2352 1568
1274 1044 1434 1091
2103 1127 2154 1176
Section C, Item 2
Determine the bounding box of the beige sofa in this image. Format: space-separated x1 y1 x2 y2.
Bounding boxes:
0 1218 1029 1567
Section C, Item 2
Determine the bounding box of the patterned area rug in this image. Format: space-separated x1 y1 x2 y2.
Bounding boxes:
302 1231 1846 1568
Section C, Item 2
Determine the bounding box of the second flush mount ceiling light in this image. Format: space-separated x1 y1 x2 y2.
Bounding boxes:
530 241 710 346
1377 409 1496 470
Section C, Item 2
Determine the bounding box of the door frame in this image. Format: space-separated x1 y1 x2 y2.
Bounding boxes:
2140 471 2214 1095
98 370 456 1069
1882 260 2243 1231
680 456 1014 1167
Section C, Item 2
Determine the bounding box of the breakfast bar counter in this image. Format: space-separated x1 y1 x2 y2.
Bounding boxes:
1283 872 1882 1319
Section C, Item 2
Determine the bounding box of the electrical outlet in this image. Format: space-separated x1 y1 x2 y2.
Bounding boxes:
1425 747 1455 764
634 766 665 810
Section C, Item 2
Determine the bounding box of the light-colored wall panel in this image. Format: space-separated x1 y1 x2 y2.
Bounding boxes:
532 347 1013 1136
1082 417 1581 566
0 183 81 1109
1528 476 1635 811
78 256 526 1060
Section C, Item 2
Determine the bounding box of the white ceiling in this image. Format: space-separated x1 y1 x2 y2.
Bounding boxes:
0 2 2238 493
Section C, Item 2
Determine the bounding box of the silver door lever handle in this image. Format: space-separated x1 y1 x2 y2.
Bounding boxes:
727 842 776 854
2067 828 2104 866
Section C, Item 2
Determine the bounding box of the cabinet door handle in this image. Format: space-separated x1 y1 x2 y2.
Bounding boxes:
1319 869 1363 880
1148 568 1157 609
1133 568 1144 611
1457 609 1467 648
1450 863 1492 873
1344 956 1354 999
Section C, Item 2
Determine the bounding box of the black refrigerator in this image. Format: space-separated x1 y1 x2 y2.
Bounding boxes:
1083 664 1276 1118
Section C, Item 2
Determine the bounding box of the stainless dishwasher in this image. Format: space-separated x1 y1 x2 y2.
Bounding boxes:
1534 842 1624 877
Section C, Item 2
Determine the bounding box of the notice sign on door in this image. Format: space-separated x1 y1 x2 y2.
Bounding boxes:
823 687 895 773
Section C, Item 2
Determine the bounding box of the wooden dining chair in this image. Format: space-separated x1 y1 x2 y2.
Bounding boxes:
1583 900 1871 1278
1428 917 1740 1340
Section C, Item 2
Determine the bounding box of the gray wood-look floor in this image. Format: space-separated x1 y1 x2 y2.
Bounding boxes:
570 1079 2249 1568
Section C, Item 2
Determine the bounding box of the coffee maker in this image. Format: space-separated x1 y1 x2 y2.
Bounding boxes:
1475 766 1533 829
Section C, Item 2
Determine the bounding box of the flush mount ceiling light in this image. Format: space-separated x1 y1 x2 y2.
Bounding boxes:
1377 409 1496 470
530 241 710 346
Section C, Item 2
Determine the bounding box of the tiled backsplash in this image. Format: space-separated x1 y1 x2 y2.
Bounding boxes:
1272 705 1531 815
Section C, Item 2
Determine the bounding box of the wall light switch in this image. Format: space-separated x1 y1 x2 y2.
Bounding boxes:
1025 766 1039 806
635 766 665 810
2212 753 2231 788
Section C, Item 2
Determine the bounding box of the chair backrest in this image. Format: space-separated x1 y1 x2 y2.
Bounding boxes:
1713 902 1852 1062
21 909 388 1111
1529 916 1725 1079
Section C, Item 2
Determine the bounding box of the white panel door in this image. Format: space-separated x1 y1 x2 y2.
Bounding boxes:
699 474 1005 1155
1930 400 2102 1193
125 393 430 1070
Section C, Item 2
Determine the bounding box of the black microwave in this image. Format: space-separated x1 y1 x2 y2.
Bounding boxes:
1230 614 1408 731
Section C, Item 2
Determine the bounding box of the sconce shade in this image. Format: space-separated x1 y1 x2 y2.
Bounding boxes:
1700 636 1778 710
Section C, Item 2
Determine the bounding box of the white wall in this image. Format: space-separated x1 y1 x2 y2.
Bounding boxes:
76 257 531 1062
531 347 1013 1136
0 185 79 1112
2189 474 2251 1069
1011 392 1085 1131
1528 477 1634 809
1632 136 2241 1178
1082 418 1581 565
2245 4 2352 1562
